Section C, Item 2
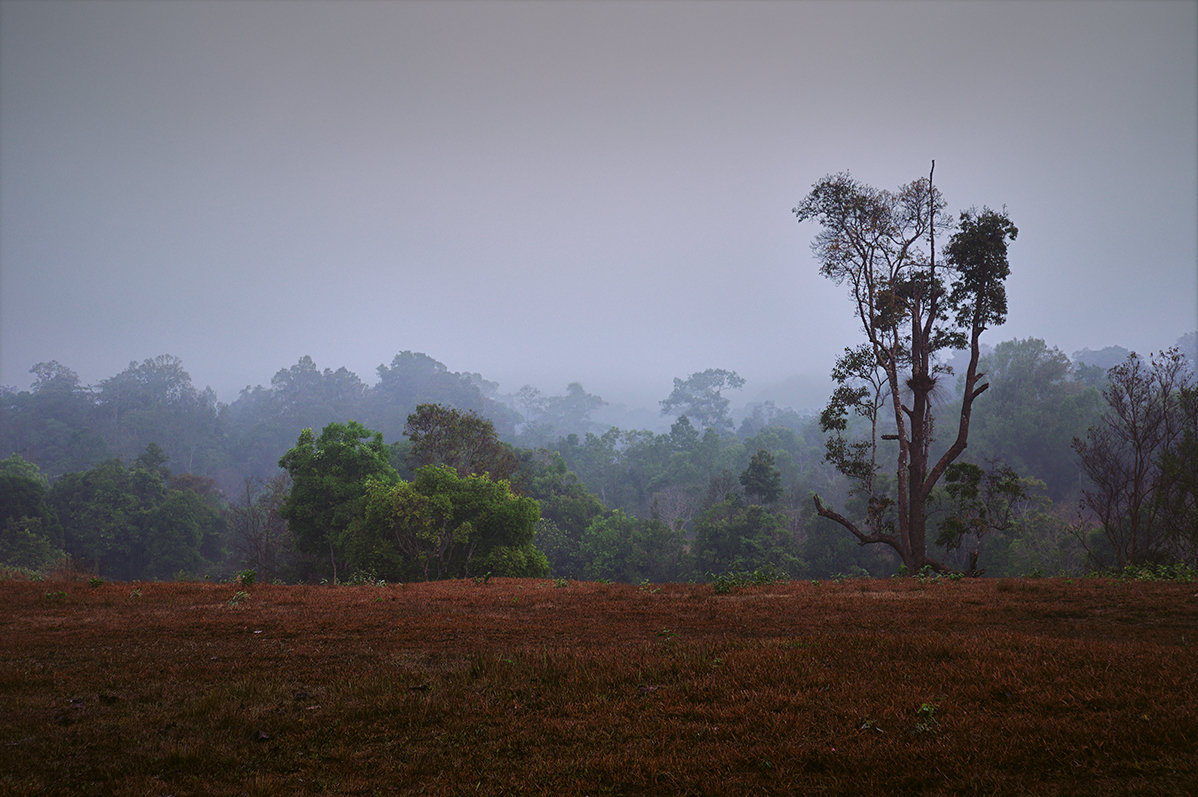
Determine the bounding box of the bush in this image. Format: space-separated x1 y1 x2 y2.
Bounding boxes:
709 566 789 594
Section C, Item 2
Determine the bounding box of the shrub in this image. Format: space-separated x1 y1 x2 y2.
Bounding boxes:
709 565 788 594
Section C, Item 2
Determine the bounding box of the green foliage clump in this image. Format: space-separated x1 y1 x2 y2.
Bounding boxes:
740 449 783 505
278 421 399 582
403 403 517 480
43 445 224 581
709 565 789 594
693 498 802 578
0 454 65 571
1085 562 1198 583
353 464 546 582
344 567 387 587
913 700 942 735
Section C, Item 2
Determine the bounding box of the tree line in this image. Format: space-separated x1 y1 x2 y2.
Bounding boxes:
3 169 1195 582
5 333 1191 583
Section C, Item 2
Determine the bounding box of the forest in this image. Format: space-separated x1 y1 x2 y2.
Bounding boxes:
2 332 1193 585
2 171 1196 585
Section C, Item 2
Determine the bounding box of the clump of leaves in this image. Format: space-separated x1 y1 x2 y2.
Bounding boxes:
710 566 788 594
913 701 941 735
912 565 964 585
88 577 104 588
552 577 570 588
345 568 387 587
1086 563 1198 583
227 590 249 607
235 569 256 587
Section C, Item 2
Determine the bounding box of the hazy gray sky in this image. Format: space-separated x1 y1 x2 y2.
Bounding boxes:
2 0 1195 409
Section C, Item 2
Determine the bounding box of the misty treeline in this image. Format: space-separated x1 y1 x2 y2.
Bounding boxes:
2 333 1194 583
4 163 1198 583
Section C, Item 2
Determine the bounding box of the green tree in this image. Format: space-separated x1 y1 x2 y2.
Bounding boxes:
740 449 783 505
629 516 689 583
166 472 230 574
50 459 140 577
47 446 221 579
668 415 701 452
534 518 584 579
0 454 63 569
354 478 458 580
269 356 367 422
692 497 801 576
0 362 109 478
559 505 687 583
516 383 607 443
354 465 546 580
544 383 606 433
96 355 221 473
278 421 398 582
660 369 746 432
0 454 56 534
794 164 1017 572
934 461 1028 575
367 352 518 442
404 403 517 481
962 338 1103 501
512 449 606 536
140 489 206 580
220 357 369 489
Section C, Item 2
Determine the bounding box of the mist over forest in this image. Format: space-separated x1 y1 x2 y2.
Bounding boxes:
2 2 1195 587
3 326 1195 584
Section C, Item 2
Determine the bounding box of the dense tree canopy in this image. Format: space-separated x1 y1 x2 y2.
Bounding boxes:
0 454 63 569
45 446 224 580
740 449 783 505
2 327 1195 582
278 421 399 581
353 465 547 581
97 355 222 473
0 362 109 478
964 339 1103 501
403 403 517 481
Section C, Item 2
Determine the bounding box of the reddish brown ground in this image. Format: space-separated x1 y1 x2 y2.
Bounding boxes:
1 577 1196 795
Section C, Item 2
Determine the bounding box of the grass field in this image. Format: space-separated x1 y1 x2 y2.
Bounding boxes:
2 576 1196 795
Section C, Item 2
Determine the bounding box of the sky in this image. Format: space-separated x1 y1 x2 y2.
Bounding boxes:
2 0 1195 411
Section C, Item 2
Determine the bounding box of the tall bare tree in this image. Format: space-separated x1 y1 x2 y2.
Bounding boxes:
793 164 1017 571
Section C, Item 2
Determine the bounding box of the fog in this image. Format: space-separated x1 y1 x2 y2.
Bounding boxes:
2 0 1195 410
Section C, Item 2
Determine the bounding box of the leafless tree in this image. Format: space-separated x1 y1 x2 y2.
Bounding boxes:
1073 348 1193 567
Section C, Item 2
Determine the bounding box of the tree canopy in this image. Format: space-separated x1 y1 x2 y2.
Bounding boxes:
794 164 1018 571
660 369 745 432
278 421 399 581
403 403 517 481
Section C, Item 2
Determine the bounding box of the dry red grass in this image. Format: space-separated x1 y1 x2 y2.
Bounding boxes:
2 577 1196 795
